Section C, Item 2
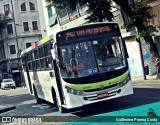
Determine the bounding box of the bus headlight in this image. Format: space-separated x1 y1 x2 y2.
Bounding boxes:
65 86 84 95
119 77 130 87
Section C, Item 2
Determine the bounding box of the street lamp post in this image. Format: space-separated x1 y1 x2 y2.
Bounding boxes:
136 37 147 80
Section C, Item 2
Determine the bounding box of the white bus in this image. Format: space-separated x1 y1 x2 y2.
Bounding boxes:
21 22 133 113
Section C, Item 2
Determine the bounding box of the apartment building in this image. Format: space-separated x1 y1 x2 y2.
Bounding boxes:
0 0 42 81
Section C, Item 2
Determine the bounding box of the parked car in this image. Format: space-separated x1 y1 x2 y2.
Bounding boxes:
1 79 16 89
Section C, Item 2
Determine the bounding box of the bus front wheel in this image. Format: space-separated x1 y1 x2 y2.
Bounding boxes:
33 85 43 104
52 89 64 113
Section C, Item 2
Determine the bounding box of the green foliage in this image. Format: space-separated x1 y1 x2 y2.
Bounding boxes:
121 2 158 38
121 22 134 30
137 25 159 38
132 2 156 24
86 0 114 22
46 0 114 22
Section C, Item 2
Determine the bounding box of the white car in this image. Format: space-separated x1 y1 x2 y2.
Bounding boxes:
1 79 16 89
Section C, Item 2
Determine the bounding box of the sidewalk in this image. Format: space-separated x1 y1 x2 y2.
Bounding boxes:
131 75 160 84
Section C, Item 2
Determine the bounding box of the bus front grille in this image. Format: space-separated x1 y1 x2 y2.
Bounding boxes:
83 89 121 101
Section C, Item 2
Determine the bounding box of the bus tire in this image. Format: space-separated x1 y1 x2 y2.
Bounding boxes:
33 85 43 104
52 88 65 113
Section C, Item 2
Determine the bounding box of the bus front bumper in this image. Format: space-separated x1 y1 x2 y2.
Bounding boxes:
64 80 133 111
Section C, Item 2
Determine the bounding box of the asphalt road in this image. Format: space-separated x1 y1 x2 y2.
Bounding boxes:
0 84 160 124
0 87 58 116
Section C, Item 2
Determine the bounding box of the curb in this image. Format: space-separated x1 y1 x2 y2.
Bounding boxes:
0 106 16 114
132 80 160 84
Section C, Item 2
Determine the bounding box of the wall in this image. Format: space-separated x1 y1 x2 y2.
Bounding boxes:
126 39 152 75
36 0 47 38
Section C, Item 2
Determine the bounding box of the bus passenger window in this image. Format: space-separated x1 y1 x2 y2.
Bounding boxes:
45 58 49 68
32 61 36 71
40 59 46 69
44 44 49 56
28 62 32 70
39 47 44 58
36 60 40 69
23 64 26 71
30 52 33 60
27 53 31 61
34 50 39 59
48 56 53 67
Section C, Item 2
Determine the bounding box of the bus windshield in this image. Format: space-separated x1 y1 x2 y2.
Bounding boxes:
59 35 126 78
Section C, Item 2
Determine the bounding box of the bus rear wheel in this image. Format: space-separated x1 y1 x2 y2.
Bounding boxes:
33 85 43 104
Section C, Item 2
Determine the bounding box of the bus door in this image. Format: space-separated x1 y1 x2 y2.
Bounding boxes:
51 49 65 106
24 55 33 94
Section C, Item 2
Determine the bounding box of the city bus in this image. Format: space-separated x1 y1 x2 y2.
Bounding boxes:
21 22 133 113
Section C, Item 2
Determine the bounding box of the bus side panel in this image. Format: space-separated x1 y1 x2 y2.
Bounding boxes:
29 70 57 104
35 71 53 102
30 72 44 99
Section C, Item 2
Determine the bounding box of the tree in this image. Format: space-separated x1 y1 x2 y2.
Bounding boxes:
113 0 159 73
46 0 160 72
46 0 114 22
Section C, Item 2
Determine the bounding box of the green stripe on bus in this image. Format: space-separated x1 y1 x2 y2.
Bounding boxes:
69 73 128 91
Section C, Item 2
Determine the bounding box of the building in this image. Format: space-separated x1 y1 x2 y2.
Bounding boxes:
0 12 8 81
143 0 160 53
0 0 42 82
36 0 47 38
37 0 160 76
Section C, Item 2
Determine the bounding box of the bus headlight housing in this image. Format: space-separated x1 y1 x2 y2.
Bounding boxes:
119 77 130 87
65 86 84 95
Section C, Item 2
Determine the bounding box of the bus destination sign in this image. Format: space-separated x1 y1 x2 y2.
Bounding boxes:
65 26 111 39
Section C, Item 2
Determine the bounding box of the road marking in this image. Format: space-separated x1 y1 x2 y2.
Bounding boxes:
32 104 51 109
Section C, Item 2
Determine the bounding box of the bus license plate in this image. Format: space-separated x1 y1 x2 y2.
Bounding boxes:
97 92 108 98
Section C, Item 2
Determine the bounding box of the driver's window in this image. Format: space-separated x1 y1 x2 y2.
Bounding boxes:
112 37 122 58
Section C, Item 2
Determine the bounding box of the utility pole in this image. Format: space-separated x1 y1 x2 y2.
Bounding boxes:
131 0 146 80
136 37 147 80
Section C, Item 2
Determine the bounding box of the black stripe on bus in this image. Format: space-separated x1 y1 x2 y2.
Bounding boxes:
62 66 128 84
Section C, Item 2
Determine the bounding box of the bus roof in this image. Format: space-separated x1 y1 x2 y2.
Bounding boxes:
21 34 53 55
